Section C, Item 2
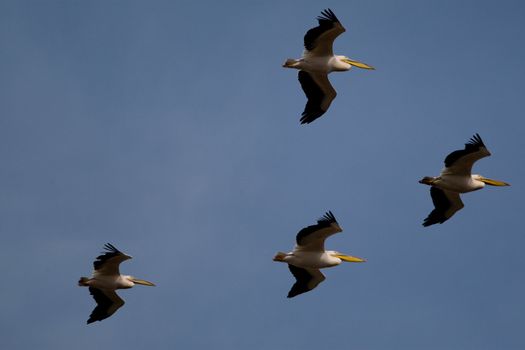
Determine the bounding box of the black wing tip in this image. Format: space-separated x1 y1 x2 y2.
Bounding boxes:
297 70 331 124
466 133 486 148
287 286 312 298
87 313 109 324
319 210 337 224
317 8 339 23
304 9 341 50
422 208 448 227
286 264 310 298
422 188 449 227
287 291 300 298
93 243 124 270
300 118 310 125
300 111 325 124
422 218 443 227
103 243 120 254
444 133 488 167
286 289 296 298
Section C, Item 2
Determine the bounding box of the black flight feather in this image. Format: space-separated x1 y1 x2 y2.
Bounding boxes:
296 211 338 245
87 287 123 324
304 8 341 51
444 133 486 168
423 187 451 227
93 243 123 270
298 71 326 124
287 265 315 298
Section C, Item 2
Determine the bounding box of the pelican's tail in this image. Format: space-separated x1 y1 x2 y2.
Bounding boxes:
273 252 287 262
419 176 437 186
78 277 90 287
283 59 300 68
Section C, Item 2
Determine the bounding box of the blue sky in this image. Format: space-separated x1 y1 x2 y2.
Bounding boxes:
1 0 525 349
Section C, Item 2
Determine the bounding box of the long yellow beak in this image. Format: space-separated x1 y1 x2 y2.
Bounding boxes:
342 58 375 70
132 278 156 286
334 254 366 263
480 177 510 187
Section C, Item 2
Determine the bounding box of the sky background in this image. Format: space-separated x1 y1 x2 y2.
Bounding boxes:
1 0 525 349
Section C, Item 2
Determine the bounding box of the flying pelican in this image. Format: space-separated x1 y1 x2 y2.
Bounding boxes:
283 9 374 124
273 211 365 298
419 134 510 226
78 243 155 324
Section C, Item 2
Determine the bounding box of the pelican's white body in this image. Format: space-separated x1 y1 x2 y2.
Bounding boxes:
85 274 135 290
279 250 344 269
431 174 486 194
286 55 351 74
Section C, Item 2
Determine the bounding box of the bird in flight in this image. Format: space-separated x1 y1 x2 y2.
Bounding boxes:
274 211 365 298
419 134 509 226
78 243 155 324
283 9 374 124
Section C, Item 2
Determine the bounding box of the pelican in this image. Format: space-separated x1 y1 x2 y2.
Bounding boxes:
283 8 374 124
78 243 155 324
273 211 365 298
419 134 510 226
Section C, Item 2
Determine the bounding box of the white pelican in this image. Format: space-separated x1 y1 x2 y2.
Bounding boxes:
78 243 155 324
273 211 365 298
419 134 510 226
283 8 374 124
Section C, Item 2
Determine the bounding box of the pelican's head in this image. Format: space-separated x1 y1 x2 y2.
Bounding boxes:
473 174 510 187
339 56 375 71
330 251 366 263
128 276 156 287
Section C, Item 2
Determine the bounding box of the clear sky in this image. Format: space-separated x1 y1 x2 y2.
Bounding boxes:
1 0 525 349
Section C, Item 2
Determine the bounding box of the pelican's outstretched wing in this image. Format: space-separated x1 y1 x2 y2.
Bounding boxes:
92 243 131 276
295 211 342 251
442 134 491 176
287 265 326 298
423 187 464 227
298 71 337 124
304 9 345 57
87 287 125 324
